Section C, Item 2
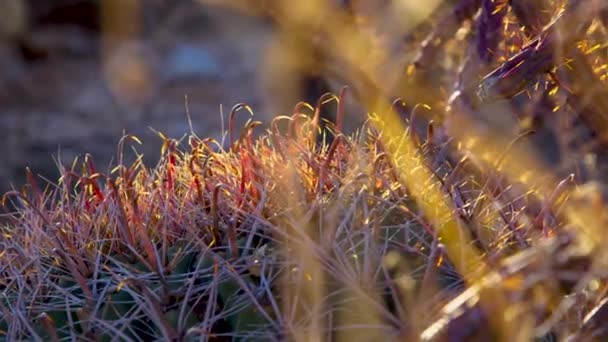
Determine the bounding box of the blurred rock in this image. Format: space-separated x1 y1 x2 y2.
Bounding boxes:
103 41 158 113
162 43 221 81
0 0 27 39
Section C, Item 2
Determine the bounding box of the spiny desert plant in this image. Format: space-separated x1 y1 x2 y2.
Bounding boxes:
0 87 606 341
2 0 608 341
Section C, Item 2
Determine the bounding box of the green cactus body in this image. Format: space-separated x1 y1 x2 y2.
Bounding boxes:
217 276 270 341
101 290 136 321
164 305 199 336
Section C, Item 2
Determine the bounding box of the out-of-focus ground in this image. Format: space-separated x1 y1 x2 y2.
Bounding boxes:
0 0 357 193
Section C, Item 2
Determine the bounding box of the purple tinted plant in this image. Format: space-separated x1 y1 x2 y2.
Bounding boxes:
508 0 552 35
413 0 482 68
476 2 595 102
476 0 508 64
